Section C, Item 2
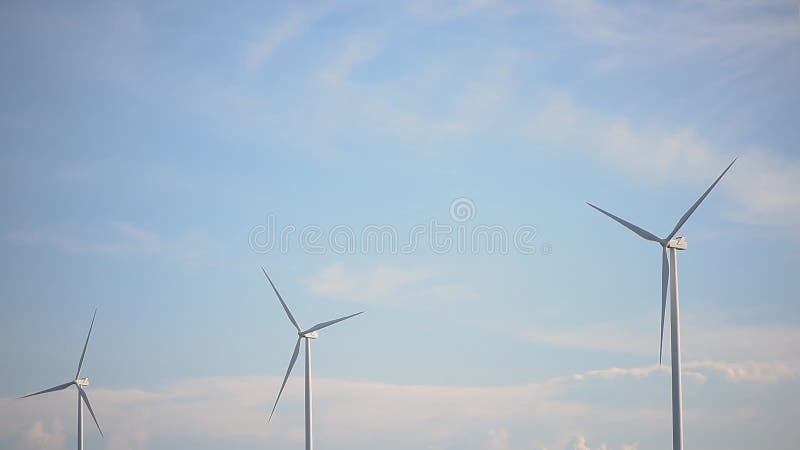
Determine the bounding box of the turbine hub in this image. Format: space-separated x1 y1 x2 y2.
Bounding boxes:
76 377 89 387
667 236 688 250
300 331 319 339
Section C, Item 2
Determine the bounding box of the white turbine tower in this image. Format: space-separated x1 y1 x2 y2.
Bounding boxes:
587 158 736 450
262 267 363 450
20 309 103 450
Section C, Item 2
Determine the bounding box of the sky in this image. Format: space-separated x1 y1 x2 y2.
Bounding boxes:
1 1 799 449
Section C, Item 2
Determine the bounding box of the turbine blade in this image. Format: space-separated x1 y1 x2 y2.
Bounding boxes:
20 381 75 399
76 308 98 379
666 158 737 241
78 386 103 437
586 203 662 243
269 336 302 422
261 267 301 332
659 246 669 365
303 312 364 334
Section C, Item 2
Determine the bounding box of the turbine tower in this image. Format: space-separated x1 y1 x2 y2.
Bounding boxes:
20 309 103 450
262 267 362 450
587 159 736 450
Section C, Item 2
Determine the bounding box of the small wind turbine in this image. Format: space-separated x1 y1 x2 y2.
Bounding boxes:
587 158 736 450
20 309 103 450
262 267 362 450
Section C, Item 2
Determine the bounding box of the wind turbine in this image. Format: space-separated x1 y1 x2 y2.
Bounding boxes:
262 267 362 450
587 158 736 450
20 309 103 450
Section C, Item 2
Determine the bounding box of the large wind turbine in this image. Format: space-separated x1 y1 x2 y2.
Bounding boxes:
262 267 362 450
20 309 103 450
587 158 736 450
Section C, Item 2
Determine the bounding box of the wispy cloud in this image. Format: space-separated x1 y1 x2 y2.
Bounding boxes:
527 92 800 227
562 360 800 384
12 420 65 450
360 51 518 137
545 0 800 69
319 32 382 87
524 315 800 365
4 222 210 265
524 322 652 356
5 222 161 255
307 262 477 308
685 359 800 383
244 8 324 74
405 0 513 21
525 319 800 385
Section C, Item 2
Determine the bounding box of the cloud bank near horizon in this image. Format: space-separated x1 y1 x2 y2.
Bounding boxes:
2 359 798 450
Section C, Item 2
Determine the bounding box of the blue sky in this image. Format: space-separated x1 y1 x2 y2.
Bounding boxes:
1 1 799 449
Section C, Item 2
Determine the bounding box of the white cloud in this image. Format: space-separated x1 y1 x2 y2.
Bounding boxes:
527 92 724 185
245 8 322 73
307 262 476 308
556 360 798 385
359 51 518 137
523 316 800 383
485 428 510 450
319 33 382 86
566 435 639 450
14 420 65 450
0 375 570 450
684 359 800 383
526 92 800 227
570 436 592 450
520 307 800 386
565 365 707 384
545 0 800 69
308 263 427 303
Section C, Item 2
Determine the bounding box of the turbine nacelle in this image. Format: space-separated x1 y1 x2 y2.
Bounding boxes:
300 331 319 339
76 377 89 387
667 237 687 250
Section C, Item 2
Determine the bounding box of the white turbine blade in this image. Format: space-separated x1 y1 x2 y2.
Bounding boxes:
269 336 302 422
20 381 74 399
78 386 103 437
261 267 301 332
659 246 669 365
76 308 98 379
586 202 662 243
666 158 737 241
303 312 364 334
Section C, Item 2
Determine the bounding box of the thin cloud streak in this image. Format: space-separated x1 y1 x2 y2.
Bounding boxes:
3 222 212 265
244 7 327 74
524 318 800 365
